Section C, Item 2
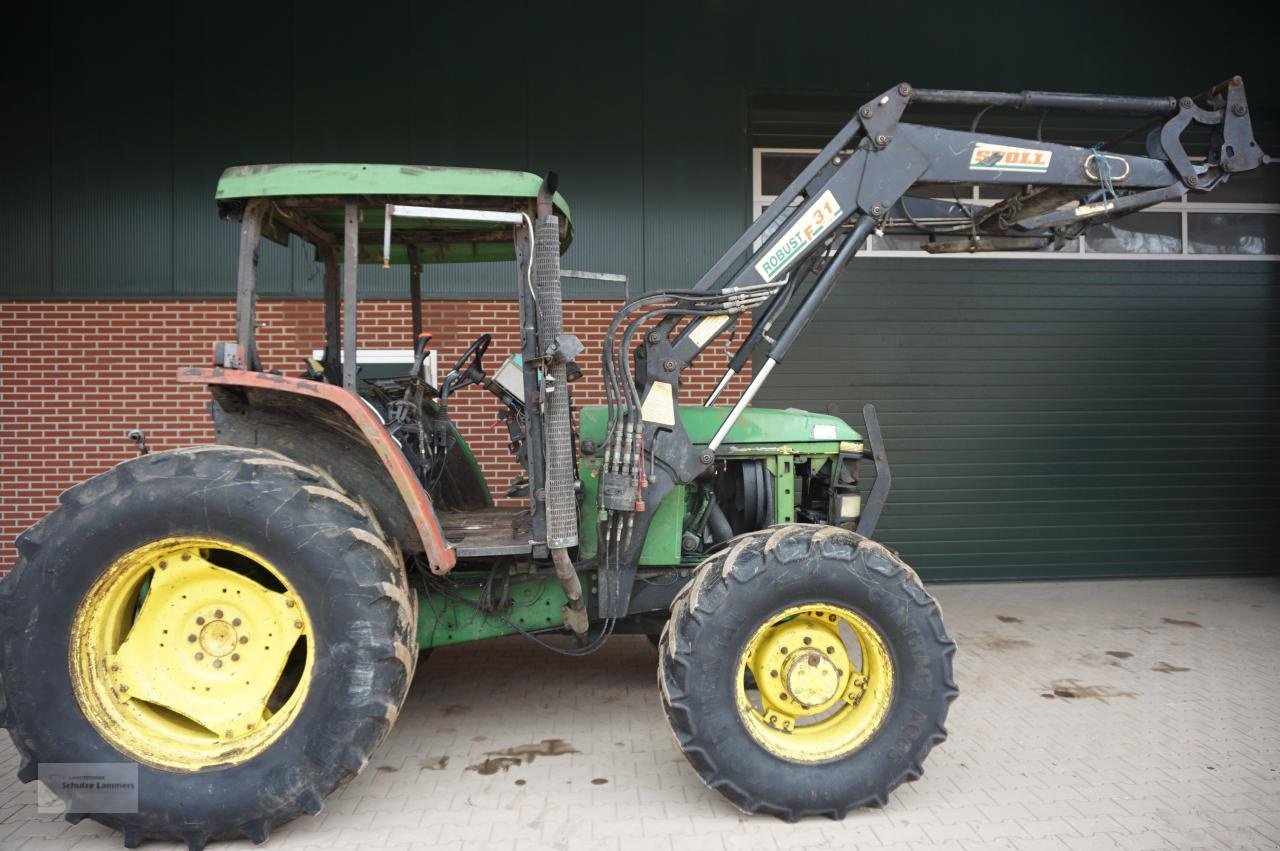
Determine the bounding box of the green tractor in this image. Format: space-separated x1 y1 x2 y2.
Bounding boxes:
3 78 1261 848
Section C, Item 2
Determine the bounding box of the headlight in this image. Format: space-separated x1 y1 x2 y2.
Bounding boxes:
833 492 861 521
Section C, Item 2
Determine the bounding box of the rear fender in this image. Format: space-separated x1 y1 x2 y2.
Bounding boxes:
177 367 456 573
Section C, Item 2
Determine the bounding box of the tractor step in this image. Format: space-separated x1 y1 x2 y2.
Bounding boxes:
439 507 534 558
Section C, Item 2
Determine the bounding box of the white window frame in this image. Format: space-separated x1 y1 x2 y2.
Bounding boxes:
752 147 1280 261
311 348 438 386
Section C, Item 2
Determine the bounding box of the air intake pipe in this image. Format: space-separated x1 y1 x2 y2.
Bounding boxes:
535 174 587 636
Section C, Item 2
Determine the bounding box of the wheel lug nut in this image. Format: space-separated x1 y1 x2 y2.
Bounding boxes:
215 609 224 619
231 654 240 662
187 634 197 642
829 614 837 622
770 670 778 678
239 636 249 644
780 646 788 654
232 618 241 627
195 652 204 660
294 620 303 629
286 600 295 608
803 637 812 645
827 646 835 654
196 617 205 625
158 560 167 570
213 659 222 669
181 553 191 561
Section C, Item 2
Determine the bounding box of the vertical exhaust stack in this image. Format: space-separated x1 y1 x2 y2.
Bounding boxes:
535 173 587 636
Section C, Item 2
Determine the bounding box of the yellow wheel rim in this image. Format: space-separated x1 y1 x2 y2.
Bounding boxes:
69 537 313 770
735 603 894 763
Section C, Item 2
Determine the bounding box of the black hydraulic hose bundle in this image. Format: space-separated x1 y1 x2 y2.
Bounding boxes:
596 285 776 576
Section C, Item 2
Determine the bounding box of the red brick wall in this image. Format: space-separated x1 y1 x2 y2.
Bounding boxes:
0 299 753 570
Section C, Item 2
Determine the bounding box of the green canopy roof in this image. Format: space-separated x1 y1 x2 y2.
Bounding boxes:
215 163 572 265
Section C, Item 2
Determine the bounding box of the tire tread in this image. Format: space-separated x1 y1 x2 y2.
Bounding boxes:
657 523 957 821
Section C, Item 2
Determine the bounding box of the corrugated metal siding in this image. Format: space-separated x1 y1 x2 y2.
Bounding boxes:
49 7 173 296
2 8 51 297
640 7 748 292
2 1 1277 584
755 258 1279 580
171 4 294 296
6 4 1276 301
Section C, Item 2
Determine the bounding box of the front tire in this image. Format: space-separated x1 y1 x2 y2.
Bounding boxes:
658 524 957 820
0 447 417 849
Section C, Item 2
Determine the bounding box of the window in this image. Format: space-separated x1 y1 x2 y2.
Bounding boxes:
752 148 1280 260
310 349 438 385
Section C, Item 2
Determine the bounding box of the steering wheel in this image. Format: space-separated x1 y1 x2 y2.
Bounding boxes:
440 334 492 405
450 332 488 378
451 333 491 377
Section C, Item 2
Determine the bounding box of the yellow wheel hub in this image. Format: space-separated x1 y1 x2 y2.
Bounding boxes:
69 537 313 770
736 603 894 763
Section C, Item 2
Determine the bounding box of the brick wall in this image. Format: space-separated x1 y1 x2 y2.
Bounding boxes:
0 299 753 570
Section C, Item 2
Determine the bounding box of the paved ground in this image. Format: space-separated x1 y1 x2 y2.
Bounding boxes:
1 576 1277 850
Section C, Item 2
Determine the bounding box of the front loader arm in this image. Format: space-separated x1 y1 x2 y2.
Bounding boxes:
592 76 1267 618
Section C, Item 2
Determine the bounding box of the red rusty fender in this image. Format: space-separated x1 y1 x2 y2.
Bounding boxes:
177 366 457 574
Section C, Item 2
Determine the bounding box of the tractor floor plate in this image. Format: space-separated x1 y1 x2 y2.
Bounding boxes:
439 507 534 558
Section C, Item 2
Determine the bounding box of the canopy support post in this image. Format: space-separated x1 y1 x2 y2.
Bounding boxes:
407 244 423 341
342 204 359 393
320 242 342 385
234 199 268 371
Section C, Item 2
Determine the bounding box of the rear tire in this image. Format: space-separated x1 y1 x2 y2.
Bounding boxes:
658 524 957 820
0 447 417 849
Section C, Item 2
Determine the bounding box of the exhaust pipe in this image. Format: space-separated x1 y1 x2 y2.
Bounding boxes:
535 173 587 637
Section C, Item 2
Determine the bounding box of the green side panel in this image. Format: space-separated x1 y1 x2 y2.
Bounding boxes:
577 460 687 565
638 486 686 565
449 428 493 507
768 455 799 525
757 258 1280 581
578 405 860 447
418 574 567 648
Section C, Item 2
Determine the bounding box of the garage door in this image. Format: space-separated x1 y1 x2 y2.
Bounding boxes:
757 257 1278 580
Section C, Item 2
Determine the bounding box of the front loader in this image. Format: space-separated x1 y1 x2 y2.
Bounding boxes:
0 77 1267 847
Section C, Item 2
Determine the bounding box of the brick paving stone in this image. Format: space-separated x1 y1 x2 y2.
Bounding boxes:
2 576 1277 851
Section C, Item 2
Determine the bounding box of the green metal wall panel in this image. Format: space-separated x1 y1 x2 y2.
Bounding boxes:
527 4 645 299
49 5 173 296
1 2 1277 584
755 259 1279 580
171 5 294 296
640 5 749 293
1 7 51 297
5 2 1277 301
